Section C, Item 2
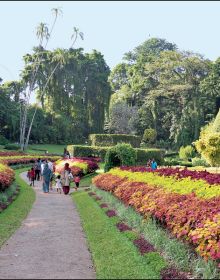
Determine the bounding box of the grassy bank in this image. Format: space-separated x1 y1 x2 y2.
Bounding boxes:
0 168 35 247
72 190 166 279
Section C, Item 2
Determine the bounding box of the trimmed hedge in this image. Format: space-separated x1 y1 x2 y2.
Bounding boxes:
67 145 164 165
136 148 165 165
67 145 108 160
4 144 20 150
89 134 141 148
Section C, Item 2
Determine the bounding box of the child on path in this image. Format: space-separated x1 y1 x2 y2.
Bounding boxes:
30 167 35 187
55 175 62 194
74 175 81 191
27 169 31 181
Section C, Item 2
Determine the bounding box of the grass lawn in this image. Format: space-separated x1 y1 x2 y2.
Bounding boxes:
26 144 67 154
0 168 35 248
72 190 166 279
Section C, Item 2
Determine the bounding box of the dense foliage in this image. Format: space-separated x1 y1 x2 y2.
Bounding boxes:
107 38 220 149
104 143 136 172
1 37 220 150
0 47 111 145
89 134 141 147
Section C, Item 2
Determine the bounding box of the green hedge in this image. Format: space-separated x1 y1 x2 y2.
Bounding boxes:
136 148 165 165
67 145 108 160
89 134 141 148
67 145 164 165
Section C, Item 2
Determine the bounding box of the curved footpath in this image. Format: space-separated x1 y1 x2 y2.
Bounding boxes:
0 172 96 279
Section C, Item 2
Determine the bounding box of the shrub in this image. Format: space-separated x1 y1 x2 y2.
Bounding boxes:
136 148 165 165
67 145 108 160
192 157 210 167
89 134 141 148
142 129 157 144
179 145 196 160
104 143 136 172
0 135 9 145
4 144 20 150
195 110 220 167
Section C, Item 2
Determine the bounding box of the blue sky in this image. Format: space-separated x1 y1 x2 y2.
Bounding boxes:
1 1 220 82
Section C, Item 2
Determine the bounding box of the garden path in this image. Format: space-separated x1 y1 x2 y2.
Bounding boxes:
0 172 96 279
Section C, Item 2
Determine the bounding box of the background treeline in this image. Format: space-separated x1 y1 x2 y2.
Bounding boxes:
1 37 220 148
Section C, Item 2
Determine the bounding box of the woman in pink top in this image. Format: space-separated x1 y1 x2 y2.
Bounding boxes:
74 175 81 190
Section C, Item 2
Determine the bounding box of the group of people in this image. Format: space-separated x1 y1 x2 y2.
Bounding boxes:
147 158 158 170
27 159 80 195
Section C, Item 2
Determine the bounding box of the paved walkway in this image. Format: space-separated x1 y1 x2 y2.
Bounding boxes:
0 173 96 279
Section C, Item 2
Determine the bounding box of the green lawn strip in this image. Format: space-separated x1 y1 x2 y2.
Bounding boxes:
79 173 97 187
92 186 220 280
27 144 66 154
72 191 166 279
0 168 35 248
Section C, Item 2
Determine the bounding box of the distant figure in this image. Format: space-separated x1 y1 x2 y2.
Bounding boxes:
47 160 54 190
42 163 52 193
40 160 46 181
61 163 73 195
74 175 81 191
147 159 152 168
29 167 35 187
35 158 41 181
151 158 158 171
63 148 67 158
55 175 62 194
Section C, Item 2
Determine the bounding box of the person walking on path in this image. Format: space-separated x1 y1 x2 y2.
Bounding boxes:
29 167 35 187
35 158 41 181
47 159 54 191
61 163 73 195
42 163 52 193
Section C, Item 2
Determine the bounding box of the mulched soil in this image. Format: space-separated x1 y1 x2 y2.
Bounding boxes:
133 237 156 255
116 222 132 232
106 209 117 217
88 192 96 196
94 196 102 201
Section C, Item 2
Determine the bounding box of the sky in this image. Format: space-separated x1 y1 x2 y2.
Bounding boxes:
1 1 220 82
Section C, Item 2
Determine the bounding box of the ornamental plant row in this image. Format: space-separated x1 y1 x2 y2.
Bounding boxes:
0 163 15 191
120 166 220 185
92 168 220 265
55 157 99 176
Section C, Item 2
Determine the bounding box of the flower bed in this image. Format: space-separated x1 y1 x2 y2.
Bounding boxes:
0 163 15 191
54 157 99 176
93 167 220 265
0 155 60 166
120 166 220 185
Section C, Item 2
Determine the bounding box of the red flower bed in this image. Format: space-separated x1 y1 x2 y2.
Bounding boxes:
0 151 24 157
74 156 101 163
